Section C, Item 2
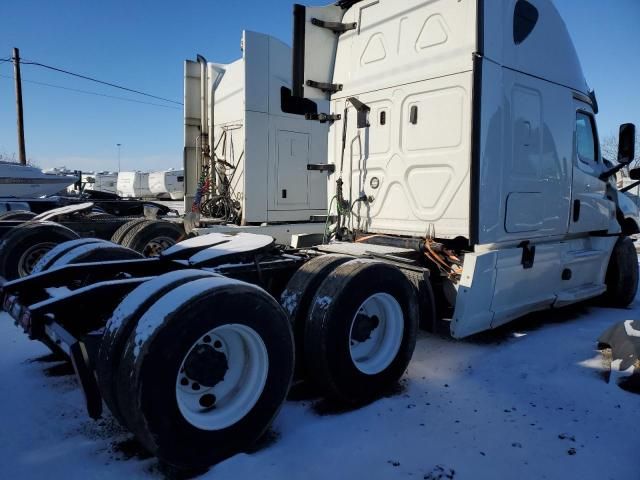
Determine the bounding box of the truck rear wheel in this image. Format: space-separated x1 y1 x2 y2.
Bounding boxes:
120 220 185 257
115 278 294 470
110 218 150 244
280 254 351 379
305 260 418 404
403 270 437 332
97 270 218 426
0 222 79 279
304 260 419 404
603 236 639 307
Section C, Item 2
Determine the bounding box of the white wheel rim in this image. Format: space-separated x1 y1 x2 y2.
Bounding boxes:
176 324 268 431
349 293 404 375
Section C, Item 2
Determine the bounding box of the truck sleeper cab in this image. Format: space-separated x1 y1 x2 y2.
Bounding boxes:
292 0 638 337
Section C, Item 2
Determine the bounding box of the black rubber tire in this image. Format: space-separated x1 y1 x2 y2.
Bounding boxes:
280 254 351 379
0 210 36 221
110 218 151 244
603 236 639 307
46 242 144 270
120 220 185 257
31 238 109 274
403 270 437 332
304 260 419 404
0 222 79 280
115 277 294 470
97 270 218 426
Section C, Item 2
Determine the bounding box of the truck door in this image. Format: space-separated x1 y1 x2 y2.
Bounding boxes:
568 106 612 233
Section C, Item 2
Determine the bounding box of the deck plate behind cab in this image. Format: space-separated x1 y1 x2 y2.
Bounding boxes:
161 232 275 266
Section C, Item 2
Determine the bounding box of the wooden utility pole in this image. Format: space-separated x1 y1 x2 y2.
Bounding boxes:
13 47 26 165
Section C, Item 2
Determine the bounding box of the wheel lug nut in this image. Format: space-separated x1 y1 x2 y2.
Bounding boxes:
213 340 223 349
192 383 201 391
203 335 211 343
180 377 189 386
199 394 216 409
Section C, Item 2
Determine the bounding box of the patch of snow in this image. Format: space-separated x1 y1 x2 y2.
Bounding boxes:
188 233 274 265
106 270 217 333
314 295 333 310
280 290 300 316
49 243 112 269
623 320 640 337
33 202 94 221
44 287 71 299
33 239 107 274
161 232 232 255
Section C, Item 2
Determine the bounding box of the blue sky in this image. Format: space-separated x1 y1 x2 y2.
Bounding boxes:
0 0 638 171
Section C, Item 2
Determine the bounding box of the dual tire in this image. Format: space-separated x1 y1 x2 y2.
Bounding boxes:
282 256 421 404
0 222 80 280
96 273 294 470
111 219 185 257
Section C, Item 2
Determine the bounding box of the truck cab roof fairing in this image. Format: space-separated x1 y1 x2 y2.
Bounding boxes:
482 0 589 94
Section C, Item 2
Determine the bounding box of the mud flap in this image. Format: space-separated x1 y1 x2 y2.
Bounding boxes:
450 251 497 339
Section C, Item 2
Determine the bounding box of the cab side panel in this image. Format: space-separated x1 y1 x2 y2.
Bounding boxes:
330 0 477 239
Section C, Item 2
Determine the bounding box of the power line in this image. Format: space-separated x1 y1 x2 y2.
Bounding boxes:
18 59 183 105
0 74 182 111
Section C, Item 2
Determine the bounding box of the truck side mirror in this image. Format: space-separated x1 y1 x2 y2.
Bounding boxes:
618 123 636 164
629 167 640 181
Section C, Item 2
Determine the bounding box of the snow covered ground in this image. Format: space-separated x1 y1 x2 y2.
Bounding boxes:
0 298 637 479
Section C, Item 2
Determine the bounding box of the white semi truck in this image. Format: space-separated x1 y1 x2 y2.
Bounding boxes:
184 31 329 226
1 0 637 472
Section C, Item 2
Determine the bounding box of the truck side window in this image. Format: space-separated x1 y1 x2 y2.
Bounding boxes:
576 112 597 164
514 0 539 44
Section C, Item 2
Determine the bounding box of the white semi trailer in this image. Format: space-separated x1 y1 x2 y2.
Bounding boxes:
149 169 185 200
2 0 638 471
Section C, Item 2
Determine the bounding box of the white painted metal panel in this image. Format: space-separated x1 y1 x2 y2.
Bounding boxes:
116 172 151 198
568 104 613 234
275 131 310 208
335 0 477 98
326 0 476 239
476 60 573 245
451 235 616 338
482 0 589 94
184 60 202 208
329 73 472 239
302 5 345 101
243 111 270 223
